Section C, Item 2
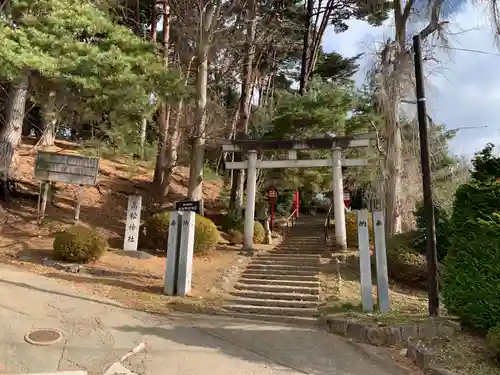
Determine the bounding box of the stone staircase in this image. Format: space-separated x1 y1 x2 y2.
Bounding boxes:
223 216 325 325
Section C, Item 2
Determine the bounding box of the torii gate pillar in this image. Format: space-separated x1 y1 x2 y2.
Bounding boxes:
243 150 258 250
332 147 347 250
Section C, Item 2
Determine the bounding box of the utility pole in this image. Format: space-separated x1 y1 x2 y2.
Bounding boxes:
413 34 439 317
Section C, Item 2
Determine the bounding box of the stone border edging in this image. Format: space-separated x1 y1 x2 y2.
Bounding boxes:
324 316 459 374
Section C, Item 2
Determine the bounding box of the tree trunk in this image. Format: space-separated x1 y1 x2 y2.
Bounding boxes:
38 89 57 147
229 0 257 215
188 2 220 202
140 0 158 159
188 43 209 201
0 75 28 173
307 0 334 80
160 57 194 197
384 111 403 235
139 118 147 148
150 1 157 40
152 1 171 196
0 82 9 131
299 0 313 94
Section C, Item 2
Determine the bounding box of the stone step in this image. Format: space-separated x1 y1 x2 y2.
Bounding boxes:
271 250 325 255
250 259 319 267
224 304 318 317
257 253 320 259
282 245 324 248
282 241 324 244
241 272 319 282
227 297 319 309
243 268 317 277
256 255 320 262
230 290 320 301
238 278 320 287
246 264 319 272
278 241 324 244
274 246 324 249
234 283 320 295
216 311 319 326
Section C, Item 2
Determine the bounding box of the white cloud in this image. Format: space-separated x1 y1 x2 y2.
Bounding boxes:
322 3 500 158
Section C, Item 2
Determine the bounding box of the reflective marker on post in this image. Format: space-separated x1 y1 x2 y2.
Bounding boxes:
165 211 181 295
177 211 195 296
373 210 390 313
357 209 373 312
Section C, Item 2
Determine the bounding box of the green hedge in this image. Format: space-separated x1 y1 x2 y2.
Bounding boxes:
218 212 266 244
487 323 500 356
218 212 244 233
413 201 451 263
443 182 500 330
253 221 265 244
141 212 220 255
345 211 373 248
53 225 107 263
385 231 428 289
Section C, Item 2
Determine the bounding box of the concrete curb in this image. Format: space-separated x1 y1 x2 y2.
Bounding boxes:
324 315 460 374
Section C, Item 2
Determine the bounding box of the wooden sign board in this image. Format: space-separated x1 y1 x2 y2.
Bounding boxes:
34 151 99 186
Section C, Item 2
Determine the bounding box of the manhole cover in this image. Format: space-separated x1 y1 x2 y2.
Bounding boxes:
25 328 63 346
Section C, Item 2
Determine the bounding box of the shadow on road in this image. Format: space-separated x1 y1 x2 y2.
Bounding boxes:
115 320 409 375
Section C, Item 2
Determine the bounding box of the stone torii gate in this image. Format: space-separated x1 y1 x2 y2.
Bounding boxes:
221 132 376 250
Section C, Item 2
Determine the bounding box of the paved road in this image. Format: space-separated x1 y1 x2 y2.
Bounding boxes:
0 266 409 375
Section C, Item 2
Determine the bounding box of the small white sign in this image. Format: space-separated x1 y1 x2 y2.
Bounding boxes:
123 195 142 251
357 209 373 312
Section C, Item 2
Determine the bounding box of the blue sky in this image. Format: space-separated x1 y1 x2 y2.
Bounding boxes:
322 1 500 157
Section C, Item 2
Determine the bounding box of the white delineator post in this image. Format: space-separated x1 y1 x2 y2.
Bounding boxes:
332 148 347 250
373 210 390 313
165 211 181 295
177 211 195 296
244 150 258 250
357 209 373 312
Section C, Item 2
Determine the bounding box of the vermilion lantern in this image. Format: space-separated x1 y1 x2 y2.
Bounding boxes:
267 187 278 203
267 186 278 232
343 190 351 208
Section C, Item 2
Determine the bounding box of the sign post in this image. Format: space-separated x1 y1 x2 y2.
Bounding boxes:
177 211 195 296
164 211 195 296
123 195 142 251
267 186 278 232
34 151 99 222
373 210 390 313
357 209 373 312
165 212 181 295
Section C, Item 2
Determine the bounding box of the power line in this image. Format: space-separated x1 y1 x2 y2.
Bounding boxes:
442 46 500 56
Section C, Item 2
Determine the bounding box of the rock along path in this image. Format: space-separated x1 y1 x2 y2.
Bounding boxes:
0 265 409 375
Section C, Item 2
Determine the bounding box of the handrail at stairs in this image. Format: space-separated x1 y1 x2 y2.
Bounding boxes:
324 204 333 245
283 208 298 239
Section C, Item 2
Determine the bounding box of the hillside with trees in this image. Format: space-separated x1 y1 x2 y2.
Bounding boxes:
0 0 469 224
